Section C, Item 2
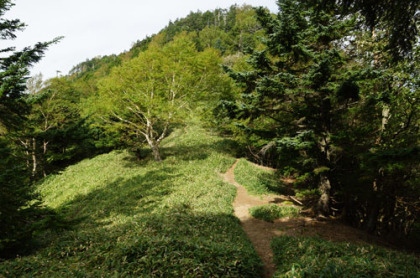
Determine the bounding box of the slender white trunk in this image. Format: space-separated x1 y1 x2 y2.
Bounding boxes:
31 137 37 177
42 140 48 177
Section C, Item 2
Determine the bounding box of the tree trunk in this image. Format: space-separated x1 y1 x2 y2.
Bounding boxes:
42 140 48 177
31 137 37 177
317 173 331 218
366 199 379 232
21 139 30 169
151 143 162 162
317 134 332 218
145 133 162 162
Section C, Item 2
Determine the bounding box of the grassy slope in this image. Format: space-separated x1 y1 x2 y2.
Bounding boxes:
0 125 262 277
234 158 286 196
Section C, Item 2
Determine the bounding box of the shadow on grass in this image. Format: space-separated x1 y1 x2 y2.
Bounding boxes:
162 138 238 162
59 167 179 224
257 172 295 196
108 211 263 277
7 210 263 277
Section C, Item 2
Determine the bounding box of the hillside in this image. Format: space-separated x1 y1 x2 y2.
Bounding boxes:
1 1 419 277
0 123 262 277
1 121 419 277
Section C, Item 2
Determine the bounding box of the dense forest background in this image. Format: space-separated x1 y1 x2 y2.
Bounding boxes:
1 0 419 259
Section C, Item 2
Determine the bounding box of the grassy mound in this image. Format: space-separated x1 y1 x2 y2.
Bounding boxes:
0 125 262 277
234 159 287 196
271 236 420 277
249 204 300 222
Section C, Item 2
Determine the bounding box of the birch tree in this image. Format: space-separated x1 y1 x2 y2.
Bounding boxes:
96 33 222 161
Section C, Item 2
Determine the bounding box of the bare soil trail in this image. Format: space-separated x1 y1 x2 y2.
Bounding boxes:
222 159 383 278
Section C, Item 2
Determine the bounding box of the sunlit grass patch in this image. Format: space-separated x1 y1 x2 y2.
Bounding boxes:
234 159 289 196
249 204 300 222
271 236 420 278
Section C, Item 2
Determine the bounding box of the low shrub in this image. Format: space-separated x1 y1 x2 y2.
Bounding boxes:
249 204 300 222
234 159 288 195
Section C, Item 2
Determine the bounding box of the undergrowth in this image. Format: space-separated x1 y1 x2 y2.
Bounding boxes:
0 124 262 277
234 159 288 196
249 204 300 222
271 236 420 277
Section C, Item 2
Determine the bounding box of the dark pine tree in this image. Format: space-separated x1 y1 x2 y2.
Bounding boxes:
224 0 357 217
0 0 61 257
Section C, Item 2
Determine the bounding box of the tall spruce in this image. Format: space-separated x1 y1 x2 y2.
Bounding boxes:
0 0 61 256
224 0 356 217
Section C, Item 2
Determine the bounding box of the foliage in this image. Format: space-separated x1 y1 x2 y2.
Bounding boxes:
0 123 262 276
305 0 420 60
156 5 265 54
0 139 34 256
271 236 420 277
69 54 121 79
0 0 62 257
249 204 300 222
0 4 61 132
221 0 420 240
94 33 223 161
330 26 420 238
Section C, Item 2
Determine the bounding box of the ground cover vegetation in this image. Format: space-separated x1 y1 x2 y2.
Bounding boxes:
271 236 420 277
249 204 300 222
0 124 263 277
1 0 419 275
234 158 284 195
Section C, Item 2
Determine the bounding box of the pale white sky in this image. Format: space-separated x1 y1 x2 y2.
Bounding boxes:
5 0 277 79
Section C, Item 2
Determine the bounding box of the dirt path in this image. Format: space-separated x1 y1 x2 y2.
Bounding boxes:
222 159 381 278
222 159 278 278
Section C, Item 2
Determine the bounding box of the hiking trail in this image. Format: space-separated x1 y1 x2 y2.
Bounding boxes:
222 159 377 278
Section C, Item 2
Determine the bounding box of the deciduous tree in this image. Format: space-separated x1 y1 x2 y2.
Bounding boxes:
95 33 222 161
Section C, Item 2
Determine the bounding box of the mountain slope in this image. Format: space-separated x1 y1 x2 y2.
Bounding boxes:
0 123 262 277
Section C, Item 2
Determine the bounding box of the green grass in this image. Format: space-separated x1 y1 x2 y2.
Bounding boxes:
249 204 300 222
0 124 262 277
271 236 420 278
234 159 289 196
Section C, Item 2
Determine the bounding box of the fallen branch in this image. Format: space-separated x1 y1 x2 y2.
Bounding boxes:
289 195 303 206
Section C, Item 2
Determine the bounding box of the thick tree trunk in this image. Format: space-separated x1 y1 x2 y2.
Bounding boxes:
366 199 379 232
145 133 162 161
317 173 331 218
144 117 168 162
317 134 332 218
151 143 162 162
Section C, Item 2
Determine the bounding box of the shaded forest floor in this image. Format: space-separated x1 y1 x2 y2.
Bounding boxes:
1 122 419 277
222 159 414 277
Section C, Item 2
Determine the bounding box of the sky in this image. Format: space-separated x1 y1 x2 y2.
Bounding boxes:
5 0 278 79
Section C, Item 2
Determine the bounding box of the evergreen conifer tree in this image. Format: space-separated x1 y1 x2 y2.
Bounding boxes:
0 0 61 256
